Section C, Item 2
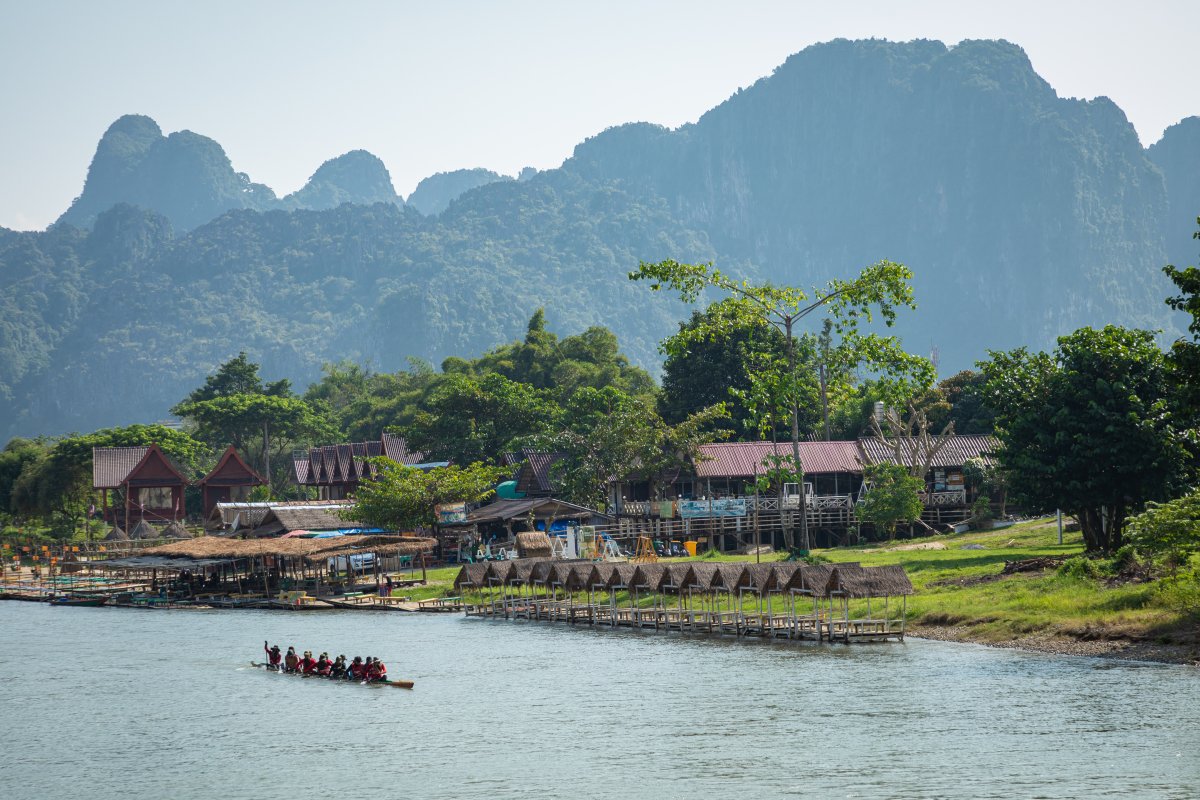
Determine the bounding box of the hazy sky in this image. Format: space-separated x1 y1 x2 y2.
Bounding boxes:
1 1 1195 230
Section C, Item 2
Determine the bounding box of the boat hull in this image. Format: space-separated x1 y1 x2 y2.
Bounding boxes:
249 662 413 689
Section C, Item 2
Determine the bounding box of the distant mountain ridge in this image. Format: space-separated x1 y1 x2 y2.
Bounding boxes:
4 38 1199 439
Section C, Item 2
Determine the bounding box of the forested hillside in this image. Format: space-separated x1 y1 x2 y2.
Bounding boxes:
2 38 1198 439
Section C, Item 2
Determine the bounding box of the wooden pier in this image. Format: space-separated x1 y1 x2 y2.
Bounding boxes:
455 560 912 643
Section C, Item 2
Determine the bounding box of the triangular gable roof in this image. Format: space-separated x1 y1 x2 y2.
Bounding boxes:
102 444 188 489
200 446 267 487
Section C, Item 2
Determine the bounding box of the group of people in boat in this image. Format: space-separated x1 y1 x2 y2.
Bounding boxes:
264 642 389 682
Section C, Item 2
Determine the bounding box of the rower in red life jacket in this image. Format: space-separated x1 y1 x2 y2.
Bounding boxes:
365 659 382 682
283 646 300 673
264 641 283 671
348 656 365 680
300 651 318 675
371 657 387 682
316 652 332 677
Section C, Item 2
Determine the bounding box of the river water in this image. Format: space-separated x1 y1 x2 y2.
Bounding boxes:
1 602 1197 799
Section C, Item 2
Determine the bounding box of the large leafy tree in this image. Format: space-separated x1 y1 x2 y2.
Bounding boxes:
1164 217 1200 426
353 458 509 531
659 306 793 438
403 373 555 465
630 258 931 549
173 354 333 495
545 387 728 510
981 326 1190 553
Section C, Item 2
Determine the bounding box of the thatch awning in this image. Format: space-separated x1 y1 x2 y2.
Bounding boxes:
662 563 690 588
828 564 874 598
785 563 838 595
91 555 233 571
140 534 434 563
744 563 779 592
713 563 751 592
453 562 490 590
630 563 669 592
530 560 556 585
590 562 617 588
515 531 553 559
864 565 914 596
485 560 516 585
681 563 719 591
103 525 129 542
611 563 638 588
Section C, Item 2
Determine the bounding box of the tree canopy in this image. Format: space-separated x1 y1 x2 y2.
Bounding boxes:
981 326 1191 553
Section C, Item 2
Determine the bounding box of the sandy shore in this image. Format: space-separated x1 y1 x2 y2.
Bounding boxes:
909 624 1200 667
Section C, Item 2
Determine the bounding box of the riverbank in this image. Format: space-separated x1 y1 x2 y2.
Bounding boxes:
808 517 1200 666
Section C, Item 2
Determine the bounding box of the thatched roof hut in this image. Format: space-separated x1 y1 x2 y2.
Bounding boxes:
453 562 490 590
570 562 599 589
515 531 553 559
103 525 129 542
744 563 780 593
130 520 160 540
630 563 670 592
771 563 801 589
589 562 617 589
547 561 582 590
828 564 874 598
611 563 638 588
713 563 751 592
662 562 690 589
680 562 720 591
530 560 556 585
864 565 915 596
486 560 516 586
505 558 539 585
783 563 837 596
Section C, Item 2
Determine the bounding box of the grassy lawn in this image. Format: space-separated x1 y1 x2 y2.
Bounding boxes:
413 519 1195 647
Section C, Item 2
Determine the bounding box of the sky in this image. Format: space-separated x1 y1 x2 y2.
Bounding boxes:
1 0 1195 230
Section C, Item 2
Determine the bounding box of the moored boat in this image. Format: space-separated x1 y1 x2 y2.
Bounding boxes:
49 595 109 607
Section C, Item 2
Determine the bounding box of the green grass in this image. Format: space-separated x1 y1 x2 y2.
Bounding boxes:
437 520 1197 645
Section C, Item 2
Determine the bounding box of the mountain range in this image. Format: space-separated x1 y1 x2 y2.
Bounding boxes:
1 38 1197 440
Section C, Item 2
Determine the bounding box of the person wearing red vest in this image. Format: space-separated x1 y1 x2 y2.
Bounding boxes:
300 651 318 675
348 656 365 680
264 641 283 671
371 658 387 682
365 659 382 682
316 653 332 677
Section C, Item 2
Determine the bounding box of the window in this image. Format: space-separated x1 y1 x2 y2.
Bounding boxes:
139 486 173 508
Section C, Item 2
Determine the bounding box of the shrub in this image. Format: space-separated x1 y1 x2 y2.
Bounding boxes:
1125 489 1200 572
1058 556 1100 580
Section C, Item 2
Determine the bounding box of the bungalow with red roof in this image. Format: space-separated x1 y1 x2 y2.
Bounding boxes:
93 444 189 528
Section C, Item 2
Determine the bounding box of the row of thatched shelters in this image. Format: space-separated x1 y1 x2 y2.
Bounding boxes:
454 559 912 642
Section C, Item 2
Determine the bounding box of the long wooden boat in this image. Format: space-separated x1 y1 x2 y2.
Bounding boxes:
49 595 109 607
249 662 414 689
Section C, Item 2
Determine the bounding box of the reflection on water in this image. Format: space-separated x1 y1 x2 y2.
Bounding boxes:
0 603 1197 799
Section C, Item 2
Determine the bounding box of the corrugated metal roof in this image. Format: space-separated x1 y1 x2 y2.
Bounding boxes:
857 434 999 469
93 446 150 488
694 440 863 478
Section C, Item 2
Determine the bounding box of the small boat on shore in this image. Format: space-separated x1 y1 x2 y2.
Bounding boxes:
248 662 414 689
49 595 109 607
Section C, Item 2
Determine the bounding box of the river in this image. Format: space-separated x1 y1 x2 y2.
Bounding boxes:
0 602 1197 799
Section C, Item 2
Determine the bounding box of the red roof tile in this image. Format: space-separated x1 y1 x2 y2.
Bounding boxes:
694 440 863 478
857 434 999 469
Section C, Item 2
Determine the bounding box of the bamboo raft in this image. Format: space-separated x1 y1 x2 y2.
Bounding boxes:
455 560 912 643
